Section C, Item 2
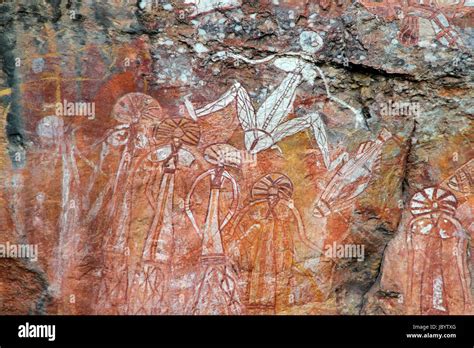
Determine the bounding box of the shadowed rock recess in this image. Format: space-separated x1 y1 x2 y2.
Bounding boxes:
0 0 472 315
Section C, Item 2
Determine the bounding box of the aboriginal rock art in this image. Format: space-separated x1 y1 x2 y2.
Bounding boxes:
1 0 472 318
36 116 81 308
406 186 472 314
360 0 473 47
441 159 473 196
312 128 394 217
95 93 164 314
127 118 200 314
183 0 242 17
228 173 317 313
184 31 365 169
185 144 244 314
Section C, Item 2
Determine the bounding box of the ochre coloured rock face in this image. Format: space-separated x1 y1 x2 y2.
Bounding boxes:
0 0 472 316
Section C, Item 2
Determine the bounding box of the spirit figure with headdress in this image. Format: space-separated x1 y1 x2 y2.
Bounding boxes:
228 173 314 313
185 144 244 314
406 186 472 314
127 118 200 314
96 93 163 314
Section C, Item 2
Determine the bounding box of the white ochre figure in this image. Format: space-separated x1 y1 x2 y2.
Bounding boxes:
184 31 365 170
312 128 393 217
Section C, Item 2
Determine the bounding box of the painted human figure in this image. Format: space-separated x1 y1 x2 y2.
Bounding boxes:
185 144 244 314
127 118 200 314
406 186 472 314
36 116 82 311
184 31 365 169
228 173 313 313
313 128 393 217
360 0 473 47
95 93 163 314
441 158 474 284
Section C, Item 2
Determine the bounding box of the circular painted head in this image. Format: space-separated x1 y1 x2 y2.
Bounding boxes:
409 186 458 217
299 31 324 54
154 118 200 146
36 115 64 139
251 173 294 204
204 143 242 167
112 93 163 125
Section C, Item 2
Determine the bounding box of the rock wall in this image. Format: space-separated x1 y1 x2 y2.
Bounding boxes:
0 0 472 315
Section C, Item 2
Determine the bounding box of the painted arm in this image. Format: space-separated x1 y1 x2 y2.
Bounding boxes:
228 200 266 243
221 170 240 229
144 164 161 209
452 217 472 310
314 66 366 128
184 82 242 120
286 199 324 255
185 169 214 238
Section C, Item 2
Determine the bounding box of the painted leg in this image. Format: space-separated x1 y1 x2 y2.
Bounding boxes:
184 81 258 149
268 112 331 169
